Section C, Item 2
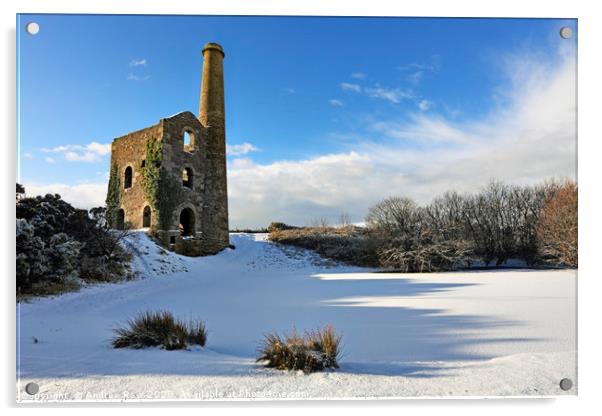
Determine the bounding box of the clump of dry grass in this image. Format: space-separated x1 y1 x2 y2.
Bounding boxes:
257 326 342 373
186 319 208 347
112 310 207 350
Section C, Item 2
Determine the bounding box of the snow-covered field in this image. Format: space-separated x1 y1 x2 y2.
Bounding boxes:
16 233 577 401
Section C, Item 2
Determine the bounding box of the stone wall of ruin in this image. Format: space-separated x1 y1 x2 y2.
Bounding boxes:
109 123 163 230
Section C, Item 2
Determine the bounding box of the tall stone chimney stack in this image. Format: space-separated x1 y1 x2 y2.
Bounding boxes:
198 42 229 251
199 42 225 134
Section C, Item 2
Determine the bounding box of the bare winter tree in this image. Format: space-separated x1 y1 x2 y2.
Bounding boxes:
365 197 421 235
424 191 470 243
339 212 351 227
309 217 330 228
536 181 577 267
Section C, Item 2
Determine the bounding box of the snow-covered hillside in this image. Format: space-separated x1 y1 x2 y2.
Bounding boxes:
16 233 576 401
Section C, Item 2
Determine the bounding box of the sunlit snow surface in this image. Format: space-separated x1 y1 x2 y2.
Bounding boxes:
17 232 576 401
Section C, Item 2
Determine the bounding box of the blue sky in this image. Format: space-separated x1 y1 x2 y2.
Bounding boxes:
17 15 577 227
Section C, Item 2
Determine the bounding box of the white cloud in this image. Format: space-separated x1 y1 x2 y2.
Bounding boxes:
64 151 98 162
40 141 111 163
406 71 424 85
370 116 474 145
341 79 413 104
22 182 107 209
329 99 344 107
226 142 259 156
227 48 576 228
418 99 432 111
129 58 147 67
127 73 150 81
340 82 361 93
397 55 441 73
44 157 56 164
398 63 430 71
86 141 111 155
364 87 413 103
283 87 295 94
350 72 366 79
23 153 34 159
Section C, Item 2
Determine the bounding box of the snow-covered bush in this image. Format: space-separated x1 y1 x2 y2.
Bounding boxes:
112 311 207 350
368 198 474 272
257 326 341 373
16 218 50 289
376 225 474 273
16 190 132 296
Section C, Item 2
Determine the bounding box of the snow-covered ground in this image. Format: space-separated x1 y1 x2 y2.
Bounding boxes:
16 233 576 401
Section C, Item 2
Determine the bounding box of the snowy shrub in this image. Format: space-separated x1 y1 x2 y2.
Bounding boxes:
16 189 132 296
16 218 50 290
257 326 341 373
536 181 577 267
112 310 207 350
376 225 474 273
366 197 473 272
46 233 82 281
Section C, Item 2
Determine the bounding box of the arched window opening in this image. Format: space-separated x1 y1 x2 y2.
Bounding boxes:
183 130 195 152
142 206 151 228
182 167 193 189
116 209 125 230
179 208 195 237
124 166 133 189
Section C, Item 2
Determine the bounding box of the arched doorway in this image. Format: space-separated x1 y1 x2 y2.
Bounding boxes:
142 206 151 228
179 208 195 236
116 209 125 230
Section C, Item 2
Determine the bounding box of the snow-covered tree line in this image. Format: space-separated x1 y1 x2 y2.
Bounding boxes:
270 179 577 272
367 179 577 271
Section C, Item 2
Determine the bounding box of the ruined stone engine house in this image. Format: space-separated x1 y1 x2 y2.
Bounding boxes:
106 42 229 256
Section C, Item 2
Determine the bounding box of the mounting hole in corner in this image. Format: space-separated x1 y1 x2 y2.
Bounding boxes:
25 382 39 395
26 22 40 35
559 26 572 39
559 378 573 391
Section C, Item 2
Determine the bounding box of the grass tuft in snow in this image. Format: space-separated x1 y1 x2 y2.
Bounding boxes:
112 310 207 350
257 326 342 373
186 319 208 347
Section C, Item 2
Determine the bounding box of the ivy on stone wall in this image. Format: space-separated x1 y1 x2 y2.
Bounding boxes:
157 170 185 231
105 163 121 227
141 138 162 217
141 138 185 230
